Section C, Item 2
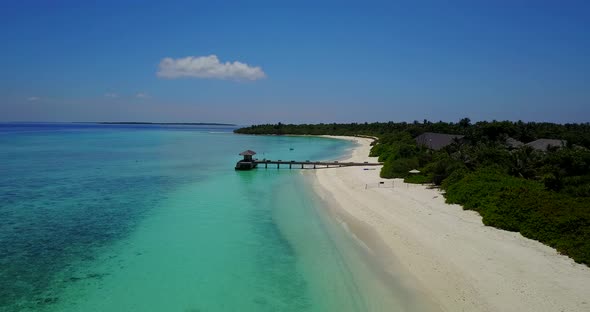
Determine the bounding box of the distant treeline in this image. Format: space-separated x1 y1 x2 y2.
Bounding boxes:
96 122 236 126
235 119 590 265
234 120 590 147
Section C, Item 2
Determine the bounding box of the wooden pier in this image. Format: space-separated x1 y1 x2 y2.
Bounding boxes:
235 150 382 170
253 160 382 169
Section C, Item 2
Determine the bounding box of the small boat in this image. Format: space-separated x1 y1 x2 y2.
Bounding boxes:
289 147 294 150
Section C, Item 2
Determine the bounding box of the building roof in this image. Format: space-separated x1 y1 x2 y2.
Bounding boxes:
525 139 566 151
239 150 257 156
415 132 464 150
505 137 524 148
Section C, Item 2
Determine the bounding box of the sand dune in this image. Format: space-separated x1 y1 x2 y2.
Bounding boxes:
312 136 590 312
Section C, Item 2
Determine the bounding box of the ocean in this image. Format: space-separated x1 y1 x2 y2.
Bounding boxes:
0 123 411 312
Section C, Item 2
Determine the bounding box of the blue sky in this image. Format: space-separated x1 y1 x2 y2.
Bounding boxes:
1 1 589 124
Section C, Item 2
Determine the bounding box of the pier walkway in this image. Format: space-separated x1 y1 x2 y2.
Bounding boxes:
253 160 383 169
235 149 382 170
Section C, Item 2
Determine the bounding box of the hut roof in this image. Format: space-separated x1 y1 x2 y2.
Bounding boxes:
239 150 257 156
525 139 566 151
415 132 464 150
505 137 524 148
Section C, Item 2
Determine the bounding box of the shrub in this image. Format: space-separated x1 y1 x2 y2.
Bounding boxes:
440 168 469 190
380 157 419 178
444 169 590 265
404 174 432 184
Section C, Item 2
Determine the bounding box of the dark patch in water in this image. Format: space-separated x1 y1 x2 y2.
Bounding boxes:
0 174 178 311
253 296 268 305
36 297 59 305
0 124 220 311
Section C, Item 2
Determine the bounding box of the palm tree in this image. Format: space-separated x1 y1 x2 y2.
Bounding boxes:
509 146 539 179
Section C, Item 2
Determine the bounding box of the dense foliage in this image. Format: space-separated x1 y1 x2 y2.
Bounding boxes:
444 169 589 264
235 120 590 147
236 119 590 265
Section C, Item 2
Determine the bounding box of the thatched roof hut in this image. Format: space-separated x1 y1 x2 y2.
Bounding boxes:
415 132 464 150
525 139 566 151
239 150 257 162
505 137 524 149
239 150 257 156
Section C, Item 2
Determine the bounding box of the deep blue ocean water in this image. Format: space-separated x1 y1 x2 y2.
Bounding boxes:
0 123 417 312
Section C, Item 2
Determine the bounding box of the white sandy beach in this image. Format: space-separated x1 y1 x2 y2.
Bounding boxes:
311 136 590 312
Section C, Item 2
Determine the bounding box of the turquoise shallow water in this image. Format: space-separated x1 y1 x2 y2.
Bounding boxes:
0 123 421 312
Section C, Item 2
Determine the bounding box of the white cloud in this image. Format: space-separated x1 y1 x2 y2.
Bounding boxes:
136 92 150 99
27 96 40 101
104 93 119 98
157 55 266 81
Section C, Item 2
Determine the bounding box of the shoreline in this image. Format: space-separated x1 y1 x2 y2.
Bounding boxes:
310 135 590 312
